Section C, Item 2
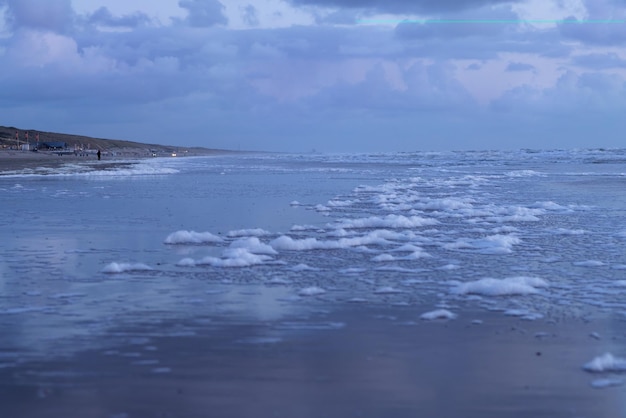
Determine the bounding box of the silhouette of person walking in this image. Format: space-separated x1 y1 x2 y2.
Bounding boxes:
97 150 101 160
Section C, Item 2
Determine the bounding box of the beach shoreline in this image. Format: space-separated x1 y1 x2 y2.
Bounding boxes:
0 148 228 175
3 148 626 417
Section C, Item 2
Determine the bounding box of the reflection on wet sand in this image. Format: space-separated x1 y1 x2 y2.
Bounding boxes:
2 307 624 418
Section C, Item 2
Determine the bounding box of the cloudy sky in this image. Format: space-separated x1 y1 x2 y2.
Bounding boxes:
0 0 625 152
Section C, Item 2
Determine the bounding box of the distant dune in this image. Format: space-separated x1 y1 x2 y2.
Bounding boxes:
0 126 233 156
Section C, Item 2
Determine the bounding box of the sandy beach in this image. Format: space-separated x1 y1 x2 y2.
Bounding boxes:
1 306 622 418
0 149 140 173
0 148 220 175
3 149 626 417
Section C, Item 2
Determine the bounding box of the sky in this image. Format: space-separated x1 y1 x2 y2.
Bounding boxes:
0 0 625 152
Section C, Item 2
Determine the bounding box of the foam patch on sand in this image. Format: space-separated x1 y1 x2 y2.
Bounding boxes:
590 378 624 389
298 286 326 296
164 230 223 245
444 234 521 254
230 237 277 255
336 214 439 229
583 353 626 373
186 248 272 268
453 276 548 296
227 228 270 237
102 262 153 274
420 309 457 320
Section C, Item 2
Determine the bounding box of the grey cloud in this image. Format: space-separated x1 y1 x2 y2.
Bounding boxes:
241 4 259 27
288 0 518 14
304 60 475 114
394 5 521 41
87 7 152 28
572 52 626 69
178 0 227 27
234 23 569 63
558 0 626 45
1 0 73 33
558 17 626 45
492 70 626 113
505 62 535 72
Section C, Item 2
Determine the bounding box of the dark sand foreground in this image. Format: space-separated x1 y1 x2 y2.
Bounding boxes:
1 306 623 418
0 150 139 174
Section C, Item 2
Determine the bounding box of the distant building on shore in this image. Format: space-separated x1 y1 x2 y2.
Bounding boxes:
38 141 67 150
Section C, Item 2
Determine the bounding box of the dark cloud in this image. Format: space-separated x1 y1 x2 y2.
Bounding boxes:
396 30 571 61
505 62 535 72
241 4 259 27
1 0 73 33
288 0 518 14
178 0 227 27
492 70 626 113
302 60 476 114
558 0 626 45
558 17 626 45
87 7 152 28
572 52 626 69
394 5 521 42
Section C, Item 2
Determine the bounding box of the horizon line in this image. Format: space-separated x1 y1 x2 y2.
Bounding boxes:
357 18 625 25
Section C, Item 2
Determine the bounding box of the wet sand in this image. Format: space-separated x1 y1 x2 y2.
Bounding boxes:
0 150 134 174
1 306 623 418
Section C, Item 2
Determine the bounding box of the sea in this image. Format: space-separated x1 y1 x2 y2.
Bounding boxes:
2 149 626 416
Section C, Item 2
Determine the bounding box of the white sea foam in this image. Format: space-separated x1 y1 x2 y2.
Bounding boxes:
444 234 521 254
164 230 223 245
531 201 571 212
298 286 326 296
583 353 626 373
336 214 438 229
485 206 544 223
266 277 290 285
504 309 543 320
439 264 460 270
413 197 474 212
420 309 457 320
453 276 548 296
506 170 545 177
291 224 320 231
291 263 318 271
590 378 624 389
176 258 197 267
573 260 605 267
227 228 270 237
270 231 393 251
275 321 345 330
229 237 277 255
327 199 354 207
195 248 272 268
102 262 153 274
374 286 404 294
372 254 395 262
550 228 586 235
